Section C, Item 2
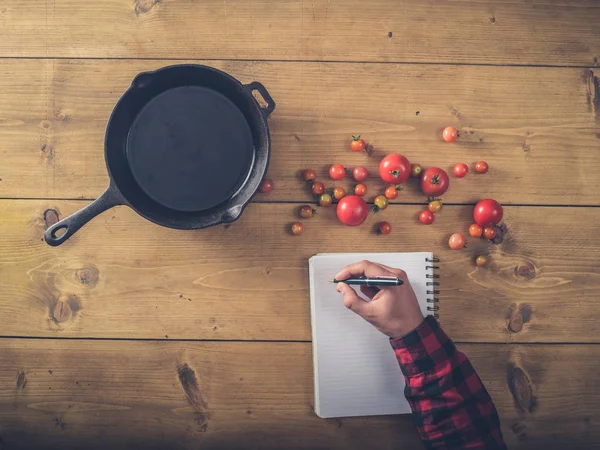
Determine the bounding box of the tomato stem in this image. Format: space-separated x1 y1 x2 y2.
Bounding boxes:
352 135 361 141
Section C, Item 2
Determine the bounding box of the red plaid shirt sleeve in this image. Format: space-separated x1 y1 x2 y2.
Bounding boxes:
391 316 506 450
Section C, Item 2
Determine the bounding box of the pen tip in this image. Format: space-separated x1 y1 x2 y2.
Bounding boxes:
329 279 335 283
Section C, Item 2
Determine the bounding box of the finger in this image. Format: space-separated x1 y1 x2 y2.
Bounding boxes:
336 282 368 316
360 285 380 300
335 260 393 281
375 263 409 281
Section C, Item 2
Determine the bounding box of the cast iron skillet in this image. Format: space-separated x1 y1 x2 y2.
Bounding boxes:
45 64 275 246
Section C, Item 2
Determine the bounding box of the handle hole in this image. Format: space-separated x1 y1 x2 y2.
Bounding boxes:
251 89 269 109
51 225 68 239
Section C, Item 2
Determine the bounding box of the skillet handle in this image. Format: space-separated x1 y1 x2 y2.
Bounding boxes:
44 186 124 247
245 82 276 118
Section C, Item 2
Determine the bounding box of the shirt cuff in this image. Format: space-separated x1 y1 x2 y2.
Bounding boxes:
390 316 457 377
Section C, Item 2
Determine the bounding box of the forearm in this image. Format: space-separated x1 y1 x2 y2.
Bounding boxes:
391 317 506 450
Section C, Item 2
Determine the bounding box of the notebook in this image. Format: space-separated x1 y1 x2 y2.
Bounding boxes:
308 252 439 419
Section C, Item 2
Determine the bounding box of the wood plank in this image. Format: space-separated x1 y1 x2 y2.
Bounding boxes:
0 339 598 449
0 0 599 65
0 60 599 204
2 200 599 343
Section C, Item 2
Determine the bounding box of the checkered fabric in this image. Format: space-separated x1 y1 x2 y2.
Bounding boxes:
391 316 506 450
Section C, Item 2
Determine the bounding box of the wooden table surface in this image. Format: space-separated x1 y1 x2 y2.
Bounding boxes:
1 1 599 448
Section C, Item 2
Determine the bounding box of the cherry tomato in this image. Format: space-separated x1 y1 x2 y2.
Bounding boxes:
448 233 465 250
419 210 434 225
379 154 411 184
377 221 392 235
291 222 304 235
354 183 367 197
453 163 468 178
442 126 458 142
311 181 325 195
475 161 489 174
302 169 317 182
473 199 503 226
411 163 423 178
336 195 369 226
469 223 483 238
428 200 442 213
352 166 369 182
420 168 450 197
483 226 497 239
475 255 488 267
299 205 316 219
333 186 346 201
319 193 333 207
384 185 400 200
329 164 346 181
351 135 366 152
373 195 388 212
259 178 273 193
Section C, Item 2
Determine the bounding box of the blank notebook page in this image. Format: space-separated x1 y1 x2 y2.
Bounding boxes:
309 252 434 419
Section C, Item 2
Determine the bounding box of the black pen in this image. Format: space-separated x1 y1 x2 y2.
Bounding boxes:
329 276 403 287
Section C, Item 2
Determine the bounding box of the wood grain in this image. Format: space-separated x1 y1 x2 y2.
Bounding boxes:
2 200 599 343
1 339 598 449
0 0 599 65
0 60 599 204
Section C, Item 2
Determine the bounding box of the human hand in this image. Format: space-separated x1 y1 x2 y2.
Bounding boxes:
335 260 424 339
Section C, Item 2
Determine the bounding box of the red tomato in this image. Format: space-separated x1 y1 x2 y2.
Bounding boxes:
377 221 392 235
354 183 367 197
419 210 434 225
448 233 465 250
302 169 317 182
469 223 483 238
379 154 411 184
442 126 458 142
473 199 503 227
351 135 366 152
420 168 450 197
329 164 346 181
453 163 468 178
483 227 497 239
337 196 369 226
352 166 369 182
475 161 489 174
384 186 399 200
311 181 325 195
291 222 304 235
259 178 273 193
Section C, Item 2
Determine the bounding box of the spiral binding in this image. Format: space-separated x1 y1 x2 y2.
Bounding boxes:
425 257 440 318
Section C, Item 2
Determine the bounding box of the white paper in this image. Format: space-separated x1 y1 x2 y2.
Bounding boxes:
309 252 434 418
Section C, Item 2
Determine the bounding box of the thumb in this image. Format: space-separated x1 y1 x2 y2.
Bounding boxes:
337 282 367 317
